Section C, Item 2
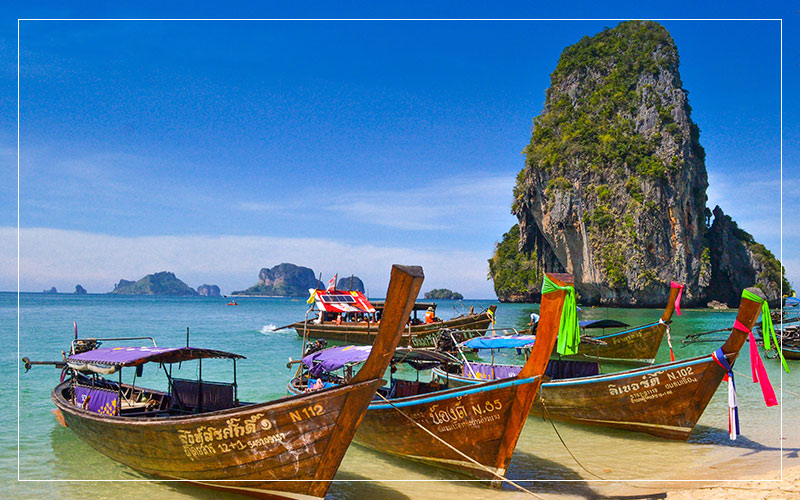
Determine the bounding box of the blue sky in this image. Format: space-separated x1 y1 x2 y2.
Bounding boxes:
1 2 797 298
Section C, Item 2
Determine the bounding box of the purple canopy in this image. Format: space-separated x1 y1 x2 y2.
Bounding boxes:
302 345 372 376
67 346 244 367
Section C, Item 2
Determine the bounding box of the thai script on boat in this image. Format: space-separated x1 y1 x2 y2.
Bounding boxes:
178 413 277 459
607 370 664 397
428 396 503 430
629 387 673 404
247 432 287 448
663 365 698 389
437 413 500 432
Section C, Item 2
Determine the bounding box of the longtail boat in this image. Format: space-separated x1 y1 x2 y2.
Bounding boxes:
545 281 684 364
432 286 767 440
26 264 424 500
287 272 571 483
283 288 497 348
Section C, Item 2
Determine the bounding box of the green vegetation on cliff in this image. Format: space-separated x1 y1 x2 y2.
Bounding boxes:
488 224 543 300
111 272 198 296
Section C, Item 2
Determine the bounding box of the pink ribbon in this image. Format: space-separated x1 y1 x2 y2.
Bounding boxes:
734 319 778 407
670 282 684 316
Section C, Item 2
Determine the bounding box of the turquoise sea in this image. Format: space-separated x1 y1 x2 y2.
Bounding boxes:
3 292 798 499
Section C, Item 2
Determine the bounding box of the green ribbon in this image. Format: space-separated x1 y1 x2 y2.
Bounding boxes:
542 274 580 356
741 289 789 373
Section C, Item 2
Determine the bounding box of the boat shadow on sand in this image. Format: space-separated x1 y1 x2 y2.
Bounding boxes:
690 424 800 458
349 442 604 499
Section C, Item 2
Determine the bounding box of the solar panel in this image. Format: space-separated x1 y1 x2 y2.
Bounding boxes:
320 294 356 304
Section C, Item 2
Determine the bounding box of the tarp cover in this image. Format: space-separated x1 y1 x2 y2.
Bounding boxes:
786 297 800 307
460 334 536 350
579 319 629 329
303 345 373 376
67 346 244 367
302 345 459 376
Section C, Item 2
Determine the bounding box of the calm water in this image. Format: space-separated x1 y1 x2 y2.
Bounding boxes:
3 292 798 499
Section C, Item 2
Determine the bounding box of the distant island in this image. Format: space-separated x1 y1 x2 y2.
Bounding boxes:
424 288 463 300
111 271 198 296
197 284 221 297
43 287 57 294
74 284 87 295
232 263 365 296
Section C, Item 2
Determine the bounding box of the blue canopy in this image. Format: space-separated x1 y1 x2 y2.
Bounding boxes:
460 334 536 350
785 297 800 307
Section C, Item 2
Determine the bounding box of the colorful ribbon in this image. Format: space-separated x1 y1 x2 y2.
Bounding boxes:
542 274 580 356
742 289 789 373
711 347 739 440
733 319 778 407
670 281 684 316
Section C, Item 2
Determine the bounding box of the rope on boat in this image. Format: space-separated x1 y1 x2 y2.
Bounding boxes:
374 392 544 499
540 400 604 480
540 399 670 495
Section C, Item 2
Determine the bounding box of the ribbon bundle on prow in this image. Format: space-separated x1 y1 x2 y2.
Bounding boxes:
711 347 739 440
743 288 790 373
542 275 580 356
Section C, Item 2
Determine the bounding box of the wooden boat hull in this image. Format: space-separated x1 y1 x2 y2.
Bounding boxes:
293 311 494 348
289 376 542 480
559 320 667 364
781 346 800 360
53 378 382 500
433 354 726 440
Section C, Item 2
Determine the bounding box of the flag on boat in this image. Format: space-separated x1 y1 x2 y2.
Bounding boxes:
327 274 338 291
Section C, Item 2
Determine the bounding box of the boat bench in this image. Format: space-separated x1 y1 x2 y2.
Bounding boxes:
170 378 235 412
389 379 442 398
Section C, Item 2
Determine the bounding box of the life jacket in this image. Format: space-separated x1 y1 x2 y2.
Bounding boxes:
425 310 435 323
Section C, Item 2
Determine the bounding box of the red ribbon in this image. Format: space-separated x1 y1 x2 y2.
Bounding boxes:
734 319 778 407
670 282 684 316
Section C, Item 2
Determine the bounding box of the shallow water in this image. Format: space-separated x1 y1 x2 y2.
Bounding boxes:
4 292 798 499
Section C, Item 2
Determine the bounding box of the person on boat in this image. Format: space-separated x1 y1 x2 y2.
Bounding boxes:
529 312 540 334
425 306 436 324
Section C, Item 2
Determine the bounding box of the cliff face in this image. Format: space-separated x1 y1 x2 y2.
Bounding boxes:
706 206 788 306
334 276 365 293
491 21 789 305
232 263 324 296
197 284 221 297
111 272 198 296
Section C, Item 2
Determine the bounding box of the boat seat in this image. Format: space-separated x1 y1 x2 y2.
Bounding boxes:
391 380 420 398
170 378 235 411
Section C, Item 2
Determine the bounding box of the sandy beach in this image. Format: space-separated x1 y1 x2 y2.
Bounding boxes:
665 465 800 499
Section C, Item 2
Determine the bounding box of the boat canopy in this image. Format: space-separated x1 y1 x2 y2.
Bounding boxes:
460 334 536 350
785 297 800 307
302 345 458 376
371 300 435 312
311 289 376 314
579 319 629 329
67 346 244 373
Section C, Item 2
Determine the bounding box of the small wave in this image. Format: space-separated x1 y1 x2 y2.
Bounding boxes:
260 323 278 334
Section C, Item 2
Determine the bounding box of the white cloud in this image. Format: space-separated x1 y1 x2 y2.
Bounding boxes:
1 227 497 298
238 172 517 232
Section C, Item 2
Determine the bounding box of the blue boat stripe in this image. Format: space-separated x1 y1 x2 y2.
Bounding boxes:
368 376 540 410
542 356 712 386
592 322 660 340
436 355 716 387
